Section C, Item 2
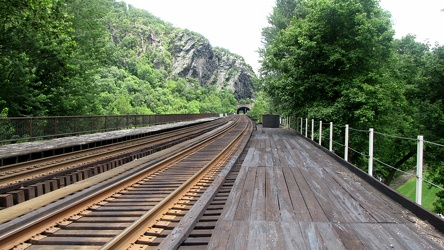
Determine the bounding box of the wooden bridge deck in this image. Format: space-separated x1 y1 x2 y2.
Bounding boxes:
208 125 444 249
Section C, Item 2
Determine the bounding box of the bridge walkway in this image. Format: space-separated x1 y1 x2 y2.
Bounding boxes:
208 125 444 249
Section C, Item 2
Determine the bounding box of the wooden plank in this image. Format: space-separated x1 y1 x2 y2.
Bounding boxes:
351 223 403 249
281 167 311 221
288 167 328 222
315 152 400 223
234 168 257 221
225 220 249 250
299 221 325 249
290 142 374 223
241 148 256 167
247 221 285 249
293 138 399 223
207 220 232 249
383 223 444 249
257 146 266 166
315 222 346 249
280 221 308 249
332 222 364 249
268 132 280 167
218 167 249 221
274 166 298 221
265 167 280 221
251 167 266 221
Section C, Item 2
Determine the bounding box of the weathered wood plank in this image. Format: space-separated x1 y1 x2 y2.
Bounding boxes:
291 141 374 223
315 222 346 249
299 221 325 249
383 223 444 249
280 221 308 249
207 220 232 249
351 223 403 249
288 167 328 222
293 137 398 223
332 222 365 250
234 168 257 221
281 167 311 221
274 166 298 221
225 220 249 250
247 221 285 249
218 167 248 221
251 167 266 221
265 167 280 221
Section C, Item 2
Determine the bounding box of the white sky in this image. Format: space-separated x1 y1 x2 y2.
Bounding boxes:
122 0 444 74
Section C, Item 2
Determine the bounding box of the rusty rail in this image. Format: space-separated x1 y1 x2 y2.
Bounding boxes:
0 114 218 144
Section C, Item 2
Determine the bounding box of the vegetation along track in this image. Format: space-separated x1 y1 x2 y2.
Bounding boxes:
0 115 252 249
0 117 232 208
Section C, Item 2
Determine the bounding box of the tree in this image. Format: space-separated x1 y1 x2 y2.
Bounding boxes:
261 0 418 177
0 0 76 116
419 45 444 213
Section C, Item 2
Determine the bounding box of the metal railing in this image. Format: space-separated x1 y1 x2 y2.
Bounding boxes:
0 114 218 144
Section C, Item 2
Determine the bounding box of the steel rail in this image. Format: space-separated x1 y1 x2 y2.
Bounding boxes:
0 118 238 249
0 118 229 187
101 116 249 249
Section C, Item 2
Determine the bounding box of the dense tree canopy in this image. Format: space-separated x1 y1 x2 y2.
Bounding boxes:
260 0 444 212
0 0 75 116
0 0 241 117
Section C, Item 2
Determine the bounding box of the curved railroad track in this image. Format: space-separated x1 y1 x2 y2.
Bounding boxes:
0 115 252 249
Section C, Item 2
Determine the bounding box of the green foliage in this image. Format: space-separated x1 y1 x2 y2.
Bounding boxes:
260 0 444 210
1 0 241 118
248 91 272 123
0 0 76 116
396 175 440 212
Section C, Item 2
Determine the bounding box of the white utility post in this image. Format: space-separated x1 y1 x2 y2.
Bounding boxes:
368 128 374 176
319 121 322 146
344 125 349 161
329 122 333 151
416 135 424 205
305 118 308 137
311 119 314 140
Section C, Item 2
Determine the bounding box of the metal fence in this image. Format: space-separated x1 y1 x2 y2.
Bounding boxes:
0 114 218 144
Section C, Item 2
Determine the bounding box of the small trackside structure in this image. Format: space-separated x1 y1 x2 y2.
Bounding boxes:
262 114 280 128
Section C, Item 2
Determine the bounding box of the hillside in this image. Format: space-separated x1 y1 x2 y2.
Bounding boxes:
0 0 256 117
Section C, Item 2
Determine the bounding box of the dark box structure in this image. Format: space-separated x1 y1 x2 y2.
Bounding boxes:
262 114 280 128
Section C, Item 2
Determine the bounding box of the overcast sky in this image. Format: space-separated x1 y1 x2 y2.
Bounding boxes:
122 0 444 74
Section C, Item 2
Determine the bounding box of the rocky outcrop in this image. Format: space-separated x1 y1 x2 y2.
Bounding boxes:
108 10 255 101
169 31 255 100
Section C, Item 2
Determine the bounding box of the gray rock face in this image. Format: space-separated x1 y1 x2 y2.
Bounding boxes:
110 18 255 101
168 31 255 100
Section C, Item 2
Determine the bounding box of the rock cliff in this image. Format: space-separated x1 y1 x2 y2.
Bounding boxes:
169 31 255 100
106 4 256 101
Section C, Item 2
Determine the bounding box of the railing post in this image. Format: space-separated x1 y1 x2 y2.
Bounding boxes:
300 118 303 134
416 135 424 205
305 118 308 137
368 128 374 177
329 122 333 151
29 119 33 139
311 119 314 140
344 125 349 161
319 121 322 145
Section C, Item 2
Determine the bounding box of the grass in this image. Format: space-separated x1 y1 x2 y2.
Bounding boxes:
396 176 440 212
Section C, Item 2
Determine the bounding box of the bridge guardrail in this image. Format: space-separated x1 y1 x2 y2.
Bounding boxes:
0 114 218 144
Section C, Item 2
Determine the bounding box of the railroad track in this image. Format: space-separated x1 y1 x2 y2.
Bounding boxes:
0 115 252 249
0 118 231 208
